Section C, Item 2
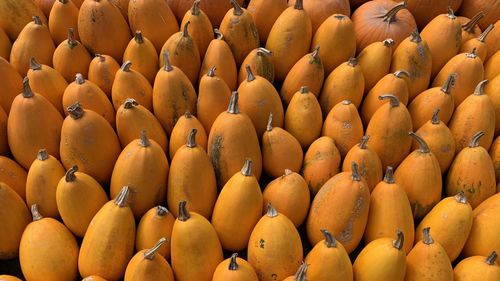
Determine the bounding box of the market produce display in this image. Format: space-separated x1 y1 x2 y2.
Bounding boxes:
0 0 499 280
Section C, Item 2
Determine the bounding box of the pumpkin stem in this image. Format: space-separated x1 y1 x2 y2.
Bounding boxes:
65 165 78 182
469 131 485 148
294 262 308 281
394 70 410 78
351 161 361 181
447 7 457 19
321 229 337 247
67 28 77 49
139 129 151 147
478 24 495 42
410 29 422 43
59 0 69 3
486 251 498 265
294 0 304 10
392 230 404 250
266 203 278 218
381 1 407 23
22 77 34 98
359 135 369 149
68 102 84 119
310 45 320 64
229 253 239 270
95 54 105 62
454 191 468 204
241 158 253 176
114 186 130 207
283 169 292 177
121 60 132 72
256 47 272 56
384 166 395 184
144 237 167 260
123 98 139 109
300 86 309 94
227 91 240 114
266 112 273 132
191 0 201 15
462 11 485 33
378 95 400 107
342 100 352 105
33 16 42 25
207 66 216 77
182 21 191 37
440 74 456 95
230 0 243 16
134 31 144 44
347 57 358 67
383 38 395 47
422 227 434 245
466 48 478 58
186 128 198 148
409 132 430 153
431 108 441 124
36 149 49 161
214 28 223 40
156 205 169 216
474 80 488 96
245 65 256 82
29 57 42 71
178 201 190 221
75 73 85 85
162 51 173 72
31 204 43 221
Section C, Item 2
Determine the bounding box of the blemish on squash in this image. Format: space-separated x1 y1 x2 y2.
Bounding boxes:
259 238 265 249
211 135 223 184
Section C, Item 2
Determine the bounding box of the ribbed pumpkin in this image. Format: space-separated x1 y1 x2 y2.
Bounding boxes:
265 0 312 82
238 47 274 85
365 95 413 169
27 57 67 114
0 57 22 114
48 0 80 45
10 16 55 76
171 201 223 281
56 165 108 237
180 0 213 59
167 129 216 219
461 24 495 62
136 206 174 260
246 0 287 45
168 111 207 160
26 149 65 218
78 187 136 281
446 131 496 208
319 58 365 113
88 54 120 98
364 167 414 253
78 0 131 62
122 31 158 85
124 238 174 281
212 253 259 281
152 52 197 135
458 0 500 30
0 156 28 200
0 182 30 260
357 38 395 92
306 162 371 253
20 204 79 281
60 102 121 184
111 61 153 111
248 204 303 281
415 192 473 262
405 228 454 281
353 231 407 281
53 28 92 82
459 12 484 44
312 14 356 74
7 77 63 170
302 136 341 195
0 0 47 41
454 252 500 281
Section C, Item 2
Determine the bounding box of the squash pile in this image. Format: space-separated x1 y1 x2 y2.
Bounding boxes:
0 0 500 280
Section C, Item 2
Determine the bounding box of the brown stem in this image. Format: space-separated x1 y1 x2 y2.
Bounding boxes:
29 57 42 70
65 165 78 182
266 113 273 132
392 230 404 250
139 129 150 147
227 91 240 114
431 108 440 125
462 11 485 33
294 262 308 281
466 48 478 58
478 24 494 42
409 132 430 153
440 74 456 95
347 57 358 67
469 131 485 148
284 169 292 177
394 70 410 79
144 237 167 260
121 60 132 72
351 161 361 181
33 16 42 25
359 135 369 149
229 253 239 270
378 95 399 107
59 0 69 3
95 54 105 62
300 86 309 94
207 66 216 77
230 0 243 16
75 73 85 85
266 203 278 218
256 47 272 56
114 186 130 207
22 77 34 98
384 166 395 184
134 31 144 44
383 38 395 47
486 251 498 265
334 14 345 20
342 100 352 105
422 227 434 245
294 0 304 10
380 1 407 23
123 98 139 109
320 229 337 247
310 45 320 64
36 149 49 161
241 158 252 176
410 29 422 43
186 128 197 148
162 51 173 72
447 7 456 19
68 102 84 119
31 204 43 221
191 0 201 16
156 205 169 216
67 28 77 49
245 65 256 82
214 29 223 40
182 21 190 37
178 201 190 221
474 80 488 96
454 191 468 204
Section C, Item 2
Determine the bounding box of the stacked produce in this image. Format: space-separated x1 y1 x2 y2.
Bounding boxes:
0 0 500 280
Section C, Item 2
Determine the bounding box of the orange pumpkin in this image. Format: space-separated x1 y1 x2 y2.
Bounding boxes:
111 61 153 111
88 54 120 98
238 47 274 85
53 28 92 82
460 24 495 62
454 252 500 281
0 0 47 41
357 38 395 92
302 136 341 195
180 0 213 59
136 206 175 260
212 253 259 281
124 238 174 281
246 0 287 45
27 57 67 114
122 31 158 85
48 0 80 45
168 111 207 160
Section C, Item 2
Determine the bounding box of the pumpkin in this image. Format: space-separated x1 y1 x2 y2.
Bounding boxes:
306 162 371 253
246 0 288 45
485 46 500 81
123 31 159 85
0 0 47 41
289 0 350 33
461 26 495 64
53 28 92 82
454 252 500 281
0 28 10 60
136 206 175 260
0 106 7 156
238 47 274 85
485 75 500 135
167 0 244 28
0 182 30 260
88 54 120 98
282 262 307 281
111 61 153 111
458 0 500 30
364 167 414 253
48 0 80 45
27 57 67 114
489 135 500 183
484 19 499 61
170 201 223 281
459 11 485 44
357 38 395 92
124 238 174 281
0 57 23 113
405 0 463 29
56 165 108 237
212 253 259 281
248 204 303 281
446 131 496 208
81 276 107 281
0 275 22 281
302 136 341 195
180 0 213 59
0 156 28 200
167 129 216 219
34 0 56 17
109 0 129 20
168 111 207 160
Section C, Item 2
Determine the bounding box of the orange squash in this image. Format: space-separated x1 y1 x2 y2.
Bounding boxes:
124 238 174 281
461 24 495 62
489 135 500 183
289 0 350 33
136 206 175 260
0 27 11 61
167 0 244 28
111 61 153 111
247 0 287 45
168 111 207 160
109 0 129 20
0 156 28 200
0 57 23 113
34 0 56 17
180 0 213 59
88 54 120 98
302 136 341 195
48 0 79 45
458 0 500 30
484 63 500 135
122 31 158 85
459 12 485 44
405 0 463 30
484 19 499 61
238 47 274 85
0 275 22 281
167 129 216 219
27 57 67 114
0 106 7 156
454 252 500 281
0 0 47 41
282 262 307 281
53 28 92 82
357 38 395 92
212 253 259 281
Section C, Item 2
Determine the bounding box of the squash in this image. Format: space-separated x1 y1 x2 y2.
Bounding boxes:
20 204 79 281
88 54 120 98
0 0 47 41
48 0 80 45
56 165 108 237
53 28 92 82
238 47 274 85
33 0 55 17
26 149 65 218
458 0 500 30
170 201 223 281
167 129 216 219
282 262 307 281
0 275 22 281
166 0 244 28
180 0 213 59
289 0 350 33
124 238 174 281
0 106 7 156
168 111 207 160
123 31 158 85
484 45 500 80
0 27 11 60
484 70 500 135
0 156 28 200
302 136 341 195
454 252 500 281
248 204 303 281
247 0 287 45
357 38 395 92
0 57 23 113
489 135 500 183
27 57 67 114
460 24 495 62
405 0 463 30
459 12 484 44
484 19 499 61
8 77 63 170
109 0 129 20
0 182 30 260
111 61 153 111
212 253 259 281
78 187 136 281
364 167 414 253
136 206 175 260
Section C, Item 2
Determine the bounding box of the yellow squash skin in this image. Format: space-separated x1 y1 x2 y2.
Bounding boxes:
212 253 259 281
302 136 341 195
78 187 136 281
357 39 395 93
342 136 383 192
123 31 158 85
354 231 406 281
20 204 79 281
247 0 287 45
394 132 442 220
168 111 207 160
454 252 500 281
265 0 312 82
88 54 120 98
0 183 30 260
0 156 28 200
48 0 80 45
364 167 414 253
248 204 303 281
238 47 274 85
0 57 23 113
180 0 213 59
405 228 454 281
136 206 175 260
111 61 153 112
306 162 371 253
484 75 500 135
7 78 63 170
304 229 352 280
167 129 216 219
52 28 92 83
415 192 473 262
124 238 174 281
56 165 108 237
26 149 65 218
211 159 263 251
171 201 223 281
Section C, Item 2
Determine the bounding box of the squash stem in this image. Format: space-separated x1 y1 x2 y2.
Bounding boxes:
381 1 407 23
266 203 278 218
266 113 273 132
31 204 43 221
409 132 430 153
230 0 243 16
383 166 395 184
29 57 42 71
478 24 495 42
462 11 485 32
114 186 130 207
207 66 216 77
422 227 434 245
123 98 139 109
191 0 201 16
178 201 190 221
351 162 361 181
294 262 308 281
359 135 369 149
241 158 253 176
440 74 456 95
121 60 132 72
67 28 77 49
227 91 240 114
473 80 488 96
229 253 239 270
22 77 34 98
67 102 85 119
144 237 167 260
134 31 144 44
431 108 440 125
36 149 49 161
65 165 78 182
469 131 485 148
486 251 498 265
321 229 337 247
186 128 198 148
392 230 404 250
454 191 468 204
139 129 151 147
